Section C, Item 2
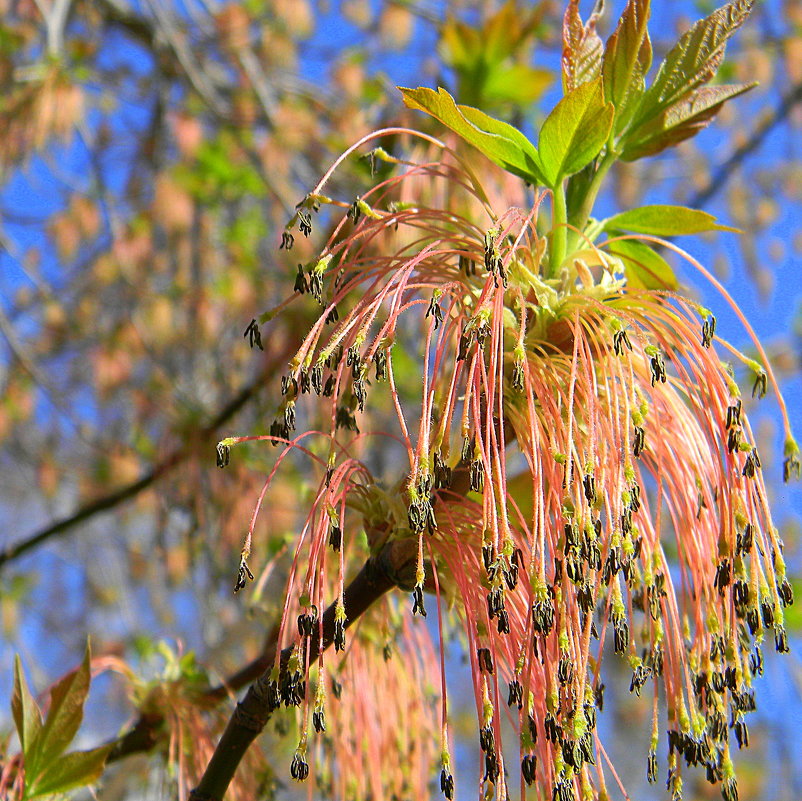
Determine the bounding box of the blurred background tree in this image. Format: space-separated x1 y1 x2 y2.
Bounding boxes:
0 1 800 799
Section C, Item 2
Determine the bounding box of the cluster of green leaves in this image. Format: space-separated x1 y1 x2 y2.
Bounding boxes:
401 0 755 282
11 644 111 800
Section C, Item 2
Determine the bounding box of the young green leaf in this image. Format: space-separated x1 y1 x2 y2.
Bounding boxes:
630 0 753 129
538 78 614 186
605 236 678 289
12 655 44 758
400 86 545 183
562 0 605 92
26 745 113 799
620 82 756 160
602 205 740 236
602 0 652 135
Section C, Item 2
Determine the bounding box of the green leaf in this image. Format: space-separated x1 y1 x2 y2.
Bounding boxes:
602 0 653 135
12 655 44 759
602 204 740 236
606 236 678 290
26 745 113 799
483 64 553 108
620 82 756 160
538 78 614 186
562 0 604 92
35 642 92 768
400 86 545 183
631 0 753 129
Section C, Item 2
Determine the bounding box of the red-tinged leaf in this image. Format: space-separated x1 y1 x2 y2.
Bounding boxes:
562 0 604 93
35 643 92 767
606 236 678 290
400 86 545 183
620 82 756 160
12 655 44 759
632 0 753 128
538 78 614 186
26 744 113 799
602 0 653 135
603 205 741 236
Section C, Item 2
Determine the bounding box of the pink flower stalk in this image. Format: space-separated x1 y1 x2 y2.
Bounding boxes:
223 130 798 801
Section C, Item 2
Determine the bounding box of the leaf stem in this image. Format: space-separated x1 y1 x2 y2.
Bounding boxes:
548 182 568 279
567 149 618 251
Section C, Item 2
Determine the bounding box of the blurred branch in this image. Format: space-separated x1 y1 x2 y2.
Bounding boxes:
0 364 272 570
690 79 802 208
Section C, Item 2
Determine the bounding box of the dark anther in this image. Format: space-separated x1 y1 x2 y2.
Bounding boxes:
613 616 629 655
244 318 264 350
482 543 494 573
290 752 309 781
325 305 339 324
528 713 538 743
564 523 578 549
630 483 641 511
233 557 254 593
310 365 323 394
216 442 230 468
353 377 367 412
629 663 652 696
522 754 537 785
736 523 754 556
293 264 308 294
335 405 359 433
347 196 361 224
714 560 731 596
701 315 716 348
531 593 555 637
299 369 311 394
440 768 454 799
749 645 763 675
457 328 474 361
461 435 473 464
323 375 336 397
733 580 750 616
649 350 667 385
726 399 742 429
280 231 294 250
426 294 444 329
778 578 794 607
544 713 562 744
557 653 574 685
284 401 296 432
594 683 605 711
486 587 504 619
281 375 298 396
475 321 490 349
613 328 632 356
742 450 758 478
496 609 510 634
297 210 312 237
269 418 288 444
633 425 646 457
328 524 342 551
459 254 477 275
297 607 318 637
507 679 523 709
479 725 495 753
477 647 494 674
374 349 387 382
752 370 767 399
774 624 789 653
470 458 485 493
727 427 741 453
512 358 525 391
784 452 801 483
313 708 326 733
722 777 739 801
710 670 725 694
433 451 453 490
583 474 596 504
412 584 427 617
484 750 500 783
334 618 346 651
733 715 749 749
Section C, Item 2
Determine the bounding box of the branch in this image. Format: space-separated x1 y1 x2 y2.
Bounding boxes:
188 541 409 801
0 365 272 569
689 79 802 209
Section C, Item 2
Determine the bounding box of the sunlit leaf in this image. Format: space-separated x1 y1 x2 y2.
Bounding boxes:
602 0 652 134
620 82 756 160
605 236 678 289
26 745 113 798
631 0 753 128
603 204 741 235
400 86 544 183
483 64 553 108
12 655 44 759
538 78 614 186
562 0 604 92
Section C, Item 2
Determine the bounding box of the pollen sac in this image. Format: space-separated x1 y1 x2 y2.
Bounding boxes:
233 558 254 593
280 668 305 707
293 263 308 294
328 524 342 551
270 418 289 444
347 196 361 224
721 777 739 801
469 457 485 493
313 707 326 733
633 425 646 457
727 426 741 453
701 315 716 348
244 318 264 350
477 647 494 674
557 652 574 685
714 560 731 595
216 442 230 468
629 662 652 696
613 328 632 356
297 607 318 637
511 358 525 391
544 713 562 744
774 624 789 653
284 401 296 432
280 231 294 250
425 294 443 329
649 350 667 385
741 450 759 478
459 253 477 276
778 577 794 606
290 752 309 781
333 618 346 651
307 270 324 304
521 754 537 785
613 615 629 655
373 349 387 382
507 679 523 709
582 474 597 504
457 328 474 361
281 374 298 396
325 305 339 324
297 209 312 237
433 451 453 490
323 375 336 397
736 523 754 556
440 768 454 799
412 584 427 617
726 399 742 429
647 749 658 783
335 405 359 433
310 365 323 395
752 369 767 399
479 725 495 753
531 591 555 636
352 377 367 412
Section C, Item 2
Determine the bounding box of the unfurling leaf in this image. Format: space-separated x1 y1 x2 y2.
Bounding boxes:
602 205 741 236
400 86 545 184
12 655 44 758
602 0 652 134
630 0 753 129
605 237 678 290
26 745 113 799
538 78 614 186
620 82 756 160
562 0 605 92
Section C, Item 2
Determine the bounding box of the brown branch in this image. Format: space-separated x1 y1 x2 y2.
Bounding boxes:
188 541 409 801
0 365 270 569
689 79 802 209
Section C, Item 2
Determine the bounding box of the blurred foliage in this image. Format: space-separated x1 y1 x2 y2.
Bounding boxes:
0 0 800 799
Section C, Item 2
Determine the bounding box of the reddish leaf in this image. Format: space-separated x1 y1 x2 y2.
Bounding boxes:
621 82 755 161
562 0 604 93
